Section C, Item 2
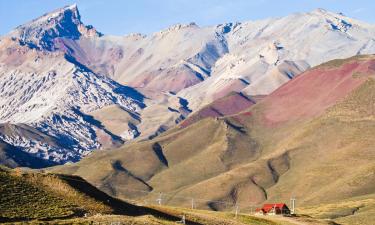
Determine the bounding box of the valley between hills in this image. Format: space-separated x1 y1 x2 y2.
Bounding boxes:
0 3 374 225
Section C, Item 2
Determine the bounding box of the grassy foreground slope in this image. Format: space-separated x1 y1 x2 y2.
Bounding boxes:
53 55 375 223
0 166 187 224
299 193 375 225
0 167 78 222
42 207 282 225
1 166 284 224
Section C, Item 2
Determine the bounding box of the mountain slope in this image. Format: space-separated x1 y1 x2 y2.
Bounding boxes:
0 32 143 163
53 55 375 224
0 166 284 224
54 8 375 112
0 166 189 224
2 5 375 165
180 92 256 127
0 139 54 168
8 4 101 50
179 9 375 109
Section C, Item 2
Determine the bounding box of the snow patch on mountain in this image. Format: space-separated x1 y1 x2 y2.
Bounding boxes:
0 132 73 162
0 54 142 163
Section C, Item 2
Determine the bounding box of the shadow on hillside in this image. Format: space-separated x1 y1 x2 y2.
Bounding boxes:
58 174 202 225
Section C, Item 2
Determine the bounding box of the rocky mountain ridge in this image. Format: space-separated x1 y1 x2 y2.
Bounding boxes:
1 5 375 165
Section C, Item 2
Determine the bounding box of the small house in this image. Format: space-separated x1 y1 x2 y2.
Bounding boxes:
255 203 291 215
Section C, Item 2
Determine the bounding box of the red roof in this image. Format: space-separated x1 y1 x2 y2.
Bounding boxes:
260 203 288 213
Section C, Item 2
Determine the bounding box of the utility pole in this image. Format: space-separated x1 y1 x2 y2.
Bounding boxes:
181 215 186 224
156 192 162 206
290 197 296 214
235 205 239 219
191 198 195 209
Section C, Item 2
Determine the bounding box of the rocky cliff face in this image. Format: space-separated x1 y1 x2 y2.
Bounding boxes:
0 36 141 163
8 4 101 50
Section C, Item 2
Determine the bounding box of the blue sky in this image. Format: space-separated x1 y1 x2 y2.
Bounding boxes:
1 0 374 35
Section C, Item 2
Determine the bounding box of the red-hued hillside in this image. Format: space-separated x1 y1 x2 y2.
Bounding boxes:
256 55 375 126
56 55 375 224
180 92 255 127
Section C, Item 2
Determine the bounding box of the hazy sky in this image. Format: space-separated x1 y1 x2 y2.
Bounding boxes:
1 0 374 35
